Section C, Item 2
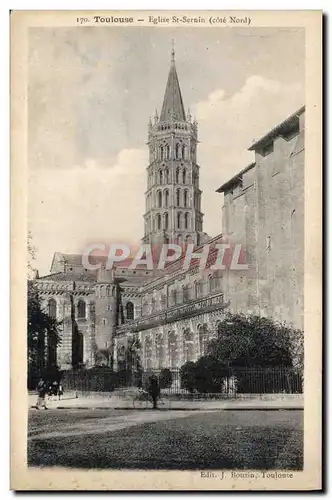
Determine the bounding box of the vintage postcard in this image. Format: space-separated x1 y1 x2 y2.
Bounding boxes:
10 10 322 491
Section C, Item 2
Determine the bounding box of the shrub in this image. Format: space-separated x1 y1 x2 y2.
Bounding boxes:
180 362 196 393
194 356 227 393
159 368 173 389
132 369 143 388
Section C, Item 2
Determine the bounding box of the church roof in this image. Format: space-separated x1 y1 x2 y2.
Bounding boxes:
216 162 256 193
37 271 97 283
248 105 305 152
61 253 108 266
160 50 186 122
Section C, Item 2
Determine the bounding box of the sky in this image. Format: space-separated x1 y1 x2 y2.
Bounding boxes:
27 26 305 275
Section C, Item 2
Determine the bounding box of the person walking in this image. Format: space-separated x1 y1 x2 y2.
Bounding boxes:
58 382 64 401
148 374 160 410
36 377 48 410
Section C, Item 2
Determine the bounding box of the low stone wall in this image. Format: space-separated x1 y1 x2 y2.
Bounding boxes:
67 389 303 402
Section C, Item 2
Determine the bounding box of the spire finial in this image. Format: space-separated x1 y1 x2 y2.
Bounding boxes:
171 39 175 63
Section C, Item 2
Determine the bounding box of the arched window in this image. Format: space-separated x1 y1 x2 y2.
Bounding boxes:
176 189 181 207
160 294 167 310
197 280 204 297
48 298 57 319
184 212 190 229
126 301 134 320
194 281 199 298
171 289 177 306
156 213 161 230
209 274 214 294
183 168 187 184
142 301 148 316
165 168 170 183
198 324 209 356
157 190 162 207
159 170 163 184
168 331 179 369
164 212 169 230
164 189 169 207
156 334 165 369
183 284 190 303
182 145 186 160
183 329 194 362
175 143 180 159
176 168 180 184
184 190 188 207
177 286 183 304
77 299 86 318
160 146 164 160
144 336 153 369
166 145 170 160
177 212 182 229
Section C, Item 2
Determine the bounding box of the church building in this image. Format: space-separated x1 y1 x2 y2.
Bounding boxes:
32 48 304 373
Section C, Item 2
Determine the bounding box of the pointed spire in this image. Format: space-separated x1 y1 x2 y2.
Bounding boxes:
159 42 186 122
171 38 175 64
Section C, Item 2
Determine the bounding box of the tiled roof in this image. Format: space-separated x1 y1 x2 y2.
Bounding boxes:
37 272 97 283
216 162 256 193
248 105 305 151
62 254 108 266
61 253 151 270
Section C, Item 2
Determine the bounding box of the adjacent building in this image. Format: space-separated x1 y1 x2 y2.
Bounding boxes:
217 106 305 330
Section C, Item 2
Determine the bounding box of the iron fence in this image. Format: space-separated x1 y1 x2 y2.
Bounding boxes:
61 366 303 397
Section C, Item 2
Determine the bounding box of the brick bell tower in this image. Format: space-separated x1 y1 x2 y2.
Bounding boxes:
143 45 204 248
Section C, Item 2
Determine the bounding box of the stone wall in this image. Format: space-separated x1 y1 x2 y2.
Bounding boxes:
221 110 305 330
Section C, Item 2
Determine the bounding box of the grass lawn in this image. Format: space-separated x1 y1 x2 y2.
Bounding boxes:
28 409 303 470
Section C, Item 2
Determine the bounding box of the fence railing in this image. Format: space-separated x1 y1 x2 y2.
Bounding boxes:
61 366 303 397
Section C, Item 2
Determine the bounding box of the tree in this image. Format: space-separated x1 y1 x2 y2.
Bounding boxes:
27 281 62 387
27 233 62 387
27 230 37 279
95 348 111 367
116 336 143 386
180 362 196 393
180 313 304 395
206 313 303 369
125 336 142 372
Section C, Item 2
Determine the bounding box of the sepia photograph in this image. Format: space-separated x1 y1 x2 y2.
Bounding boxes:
10 10 322 491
